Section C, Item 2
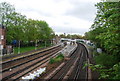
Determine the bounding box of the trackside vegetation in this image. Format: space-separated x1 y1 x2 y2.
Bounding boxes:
85 1 120 79
49 54 64 64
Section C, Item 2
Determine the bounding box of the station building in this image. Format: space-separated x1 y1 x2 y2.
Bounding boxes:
0 24 13 55
0 24 6 55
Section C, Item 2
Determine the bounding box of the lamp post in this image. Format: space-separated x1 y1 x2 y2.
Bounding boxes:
18 40 20 54
35 40 37 50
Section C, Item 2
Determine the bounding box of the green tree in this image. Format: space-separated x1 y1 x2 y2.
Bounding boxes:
86 1 120 79
0 2 15 26
1 2 55 53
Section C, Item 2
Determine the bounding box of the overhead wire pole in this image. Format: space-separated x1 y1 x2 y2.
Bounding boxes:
18 40 20 54
35 40 37 50
45 41 46 48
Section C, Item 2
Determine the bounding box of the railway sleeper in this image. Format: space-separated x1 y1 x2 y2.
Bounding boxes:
2 48 61 81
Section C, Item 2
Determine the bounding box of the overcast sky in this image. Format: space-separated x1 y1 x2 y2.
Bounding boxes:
1 0 101 35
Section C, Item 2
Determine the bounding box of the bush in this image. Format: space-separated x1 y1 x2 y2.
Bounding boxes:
112 62 120 79
49 54 64 64
49 58 55 64
56 54 64 58
94 53 118 67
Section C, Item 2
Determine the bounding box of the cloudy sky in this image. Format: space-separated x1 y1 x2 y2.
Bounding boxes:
1 0 101 35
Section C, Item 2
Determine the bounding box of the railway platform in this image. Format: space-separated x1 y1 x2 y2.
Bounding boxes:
42 43 89 80
60 42 77 57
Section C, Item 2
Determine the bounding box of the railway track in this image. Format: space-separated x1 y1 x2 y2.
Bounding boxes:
68 43 88 81
44 43 89 81
1 46 51 62
1 45 60 72
1 45 62 81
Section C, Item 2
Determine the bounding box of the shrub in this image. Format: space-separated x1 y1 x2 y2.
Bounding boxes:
49 54 64 64
94 53 118 67
49 58 55 64
56 54 64 58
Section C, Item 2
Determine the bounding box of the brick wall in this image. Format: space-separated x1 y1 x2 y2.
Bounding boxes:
0 27 6 49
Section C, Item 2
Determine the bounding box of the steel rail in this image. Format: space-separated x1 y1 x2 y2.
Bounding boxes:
47 43 81 81
1 45 61 64
68 43 88 81
45 43 89 81
1 46 60 73
2 46 62 81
